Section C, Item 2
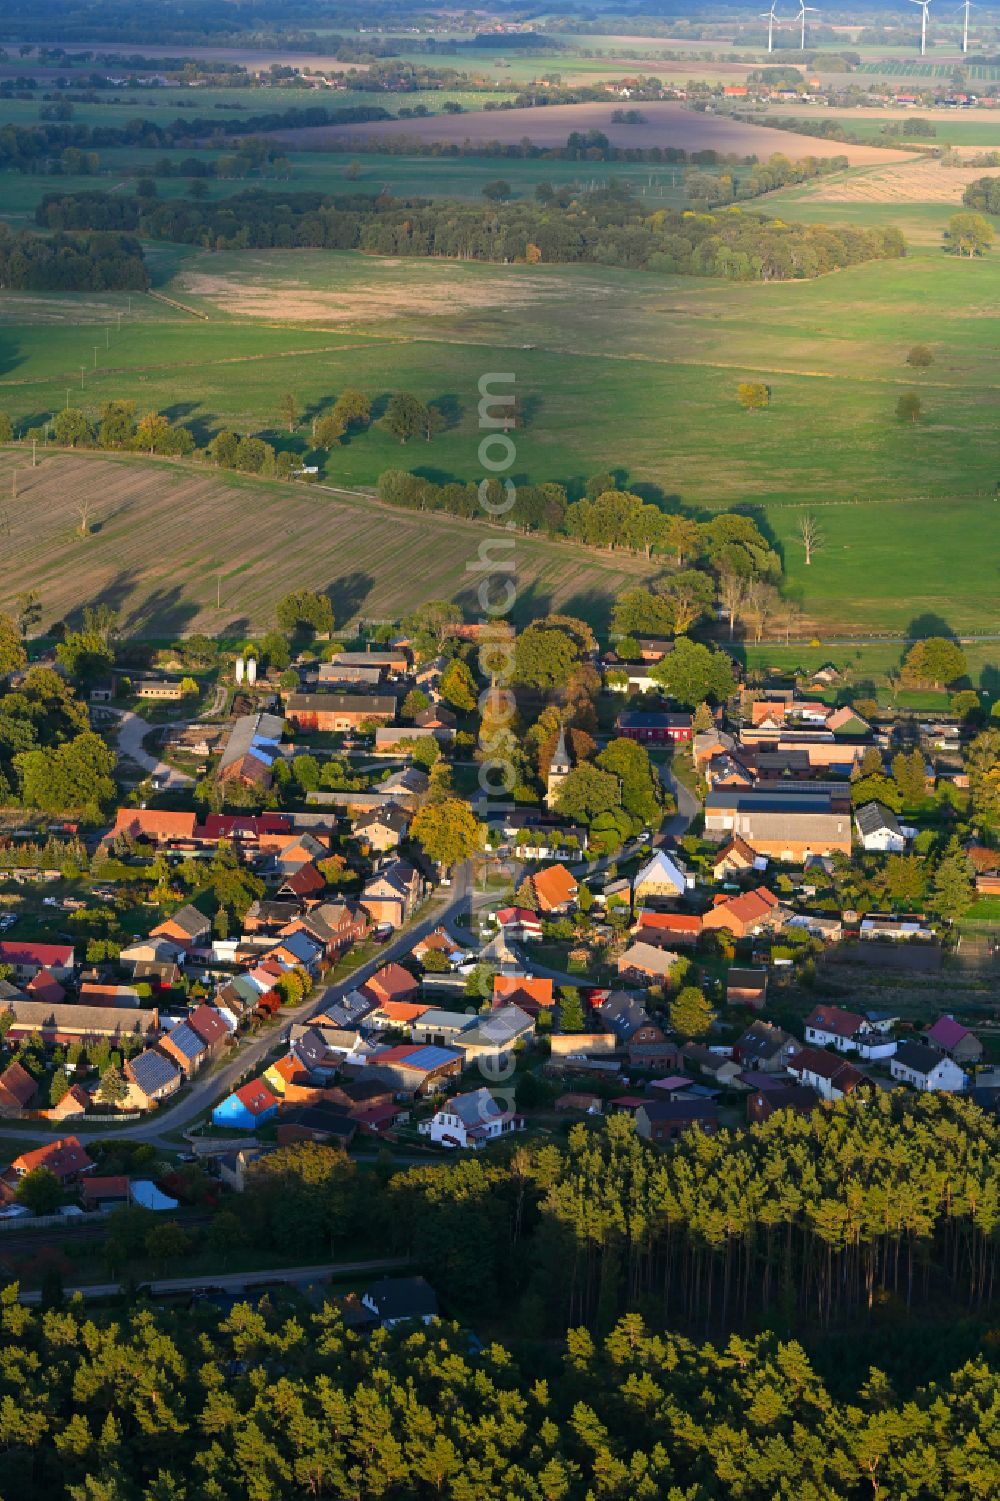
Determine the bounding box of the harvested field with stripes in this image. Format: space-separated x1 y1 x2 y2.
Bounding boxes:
0 451 656 636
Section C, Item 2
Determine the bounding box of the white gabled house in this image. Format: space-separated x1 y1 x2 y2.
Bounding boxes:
854 801 907 854
426 1087 524 1150
890 1042 966 1093
632 849 692 901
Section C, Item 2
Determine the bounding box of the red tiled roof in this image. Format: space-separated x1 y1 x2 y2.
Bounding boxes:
187 1004 229 1046
0 941 73 967
233 1080 280 1115
493 975 555 1009
0 1061 37 1109
806 1004 865 1040
13 1135 93 1180
26 968 65 1004
637 912 703 933
81 1175 129 1202
363 964 418 1005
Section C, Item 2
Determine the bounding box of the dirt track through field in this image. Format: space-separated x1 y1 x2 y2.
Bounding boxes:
268 100 912 166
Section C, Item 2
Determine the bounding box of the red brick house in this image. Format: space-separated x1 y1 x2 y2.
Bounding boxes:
284 693 396 732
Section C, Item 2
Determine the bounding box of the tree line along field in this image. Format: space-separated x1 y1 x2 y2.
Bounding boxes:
0 450 659 635
0 149 697 225
1 238 999 636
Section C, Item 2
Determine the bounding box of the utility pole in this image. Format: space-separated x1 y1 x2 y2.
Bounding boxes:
31 439 36 467
65 388 70 408
105 327 110 349
93 346 99 367
80 366 85 389
217 573 222 609
11 468 16 501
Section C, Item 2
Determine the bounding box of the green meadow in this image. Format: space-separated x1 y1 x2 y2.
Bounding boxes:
1 190 999 638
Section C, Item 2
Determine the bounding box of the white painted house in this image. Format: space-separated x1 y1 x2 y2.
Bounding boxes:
427 1087 524 1149
854 801 906 853
890 1042 966 1093
804 1004 896 1061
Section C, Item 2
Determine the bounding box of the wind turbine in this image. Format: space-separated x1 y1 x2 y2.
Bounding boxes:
796 1 818 49
761 3 779 54
909 0 932 57
957 0 971 54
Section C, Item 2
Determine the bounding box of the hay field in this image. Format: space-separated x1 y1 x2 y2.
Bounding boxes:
0 451 656 635
802 160 1000 204
269 100 911 166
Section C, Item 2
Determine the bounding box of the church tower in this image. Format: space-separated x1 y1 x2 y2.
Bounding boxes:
545 725 572 809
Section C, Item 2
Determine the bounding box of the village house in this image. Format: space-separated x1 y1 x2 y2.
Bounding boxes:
617 941 680 986
361 1275 438 1329
711 835 762 880
284 693 396 732
923 1015 983 1065
150 904 212 951
522 863 578 914
47 1084 91 1121
804 1004 896 1061
411 926 466 967
735 1019 799 1073
702 887 785 941
891 1042 966 1093
681 1043 742 1087
352 804 411 852
362 963 421 1009
635 1098 719 1143
12 1136 94 1185
492 974 554 1016
634 911 702 947
125 1048 182 1106
633 849 692 901
362 860 425 928
158 1019 210 1077
855 801 907 853
494 907 544 942
747 1081 819 1123
616 710 693 744
788 1048 868 1102
0 940 74 984
0 1061 37 1116
427 1087 524 1150
211 1079 281 1131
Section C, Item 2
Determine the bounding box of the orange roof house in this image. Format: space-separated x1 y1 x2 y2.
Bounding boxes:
13 1135 94 1183
492 975 554 1015
0 1060 38 1115
702 887 783 939
361 963 420 1007
526 863 578 913
635 912 702 946
111 809 198 845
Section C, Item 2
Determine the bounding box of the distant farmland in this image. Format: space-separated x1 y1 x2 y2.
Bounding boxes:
270 99 912 166
0 451 657 637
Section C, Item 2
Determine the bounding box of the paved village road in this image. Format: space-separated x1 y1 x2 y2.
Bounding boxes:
109 709 194 789
16 1255 413 1304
